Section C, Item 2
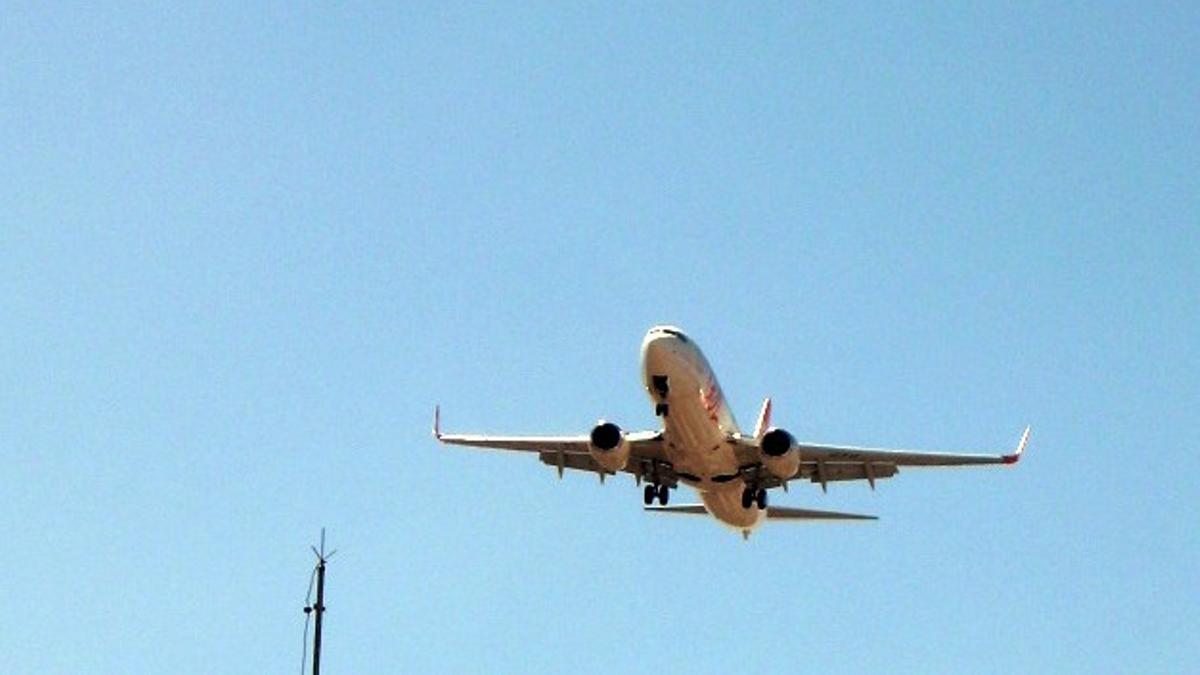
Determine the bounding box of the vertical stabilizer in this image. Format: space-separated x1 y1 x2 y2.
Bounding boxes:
753 398 772 439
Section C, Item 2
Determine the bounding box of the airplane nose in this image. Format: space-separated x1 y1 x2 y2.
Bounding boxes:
641 332 661 361
641 330 670 357
641 332 661 360
641 330 679 373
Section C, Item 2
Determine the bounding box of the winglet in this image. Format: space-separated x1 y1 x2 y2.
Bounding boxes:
753 397 773 439
433 405 442 441
1003 426 1031 464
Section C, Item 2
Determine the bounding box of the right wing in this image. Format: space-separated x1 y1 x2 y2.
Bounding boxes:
794 425 1030 467
733 426 1030 489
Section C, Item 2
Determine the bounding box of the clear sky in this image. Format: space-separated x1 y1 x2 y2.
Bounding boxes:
2 3 1197 673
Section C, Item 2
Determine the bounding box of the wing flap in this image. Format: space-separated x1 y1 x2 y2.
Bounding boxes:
538 451 603 473
797 461 898 483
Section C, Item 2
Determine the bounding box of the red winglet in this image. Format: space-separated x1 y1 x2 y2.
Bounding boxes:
1003 426 1031 464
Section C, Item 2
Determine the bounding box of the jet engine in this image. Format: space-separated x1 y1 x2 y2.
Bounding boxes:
588 421 631 473
760 427 800 480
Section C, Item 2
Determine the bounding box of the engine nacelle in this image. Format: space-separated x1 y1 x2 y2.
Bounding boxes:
588 421 630 473
760 427 800 480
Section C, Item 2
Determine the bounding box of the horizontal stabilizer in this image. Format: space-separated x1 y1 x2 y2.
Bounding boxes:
644 504 876 521
767 506 877 521
643 504 708 516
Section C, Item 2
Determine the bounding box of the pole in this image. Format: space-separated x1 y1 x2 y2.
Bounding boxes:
312 556 326 675
305 528 333 675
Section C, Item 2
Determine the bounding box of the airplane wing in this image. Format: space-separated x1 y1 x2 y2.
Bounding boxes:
433 407 670 481
795 426 1030 467
738 427 1030 490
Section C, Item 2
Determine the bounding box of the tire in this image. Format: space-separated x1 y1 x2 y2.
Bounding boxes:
755 488 768 509
741 488 753 509
657 484 670 505
644 484 656 505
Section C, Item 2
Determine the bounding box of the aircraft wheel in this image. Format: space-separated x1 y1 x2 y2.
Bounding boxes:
741 487 754 509
657 484 670 505
756 488 768 510
643 484 656 505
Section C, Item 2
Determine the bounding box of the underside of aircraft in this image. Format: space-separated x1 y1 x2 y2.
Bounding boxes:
436 326 1029 537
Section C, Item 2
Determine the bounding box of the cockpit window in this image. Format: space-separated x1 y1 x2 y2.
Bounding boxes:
660 328 689 343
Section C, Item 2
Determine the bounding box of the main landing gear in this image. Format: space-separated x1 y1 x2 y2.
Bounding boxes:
643 483 670 506
741 486 768 510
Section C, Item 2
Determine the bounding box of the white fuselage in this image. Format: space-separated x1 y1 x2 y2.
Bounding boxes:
641 327 766 531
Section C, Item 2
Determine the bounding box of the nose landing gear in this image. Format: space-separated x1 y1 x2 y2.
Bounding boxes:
651 375 670 397
651 375 670 417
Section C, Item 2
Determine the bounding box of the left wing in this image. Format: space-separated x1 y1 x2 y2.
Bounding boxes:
433 406 669 478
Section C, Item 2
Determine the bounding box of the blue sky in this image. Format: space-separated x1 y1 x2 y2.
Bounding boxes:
2 3 1197 673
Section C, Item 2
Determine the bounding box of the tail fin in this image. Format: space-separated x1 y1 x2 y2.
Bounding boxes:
753 397 772 439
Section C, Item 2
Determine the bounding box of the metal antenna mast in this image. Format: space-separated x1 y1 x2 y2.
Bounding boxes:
303 528 335 675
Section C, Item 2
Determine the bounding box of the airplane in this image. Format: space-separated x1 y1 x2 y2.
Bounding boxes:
434 325 1029 538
